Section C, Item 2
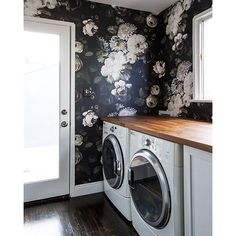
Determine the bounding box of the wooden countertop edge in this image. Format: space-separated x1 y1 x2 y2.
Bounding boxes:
129 127 212 153
102 117 212 153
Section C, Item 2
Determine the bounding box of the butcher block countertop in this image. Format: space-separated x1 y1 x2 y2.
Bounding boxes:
102 116 212 153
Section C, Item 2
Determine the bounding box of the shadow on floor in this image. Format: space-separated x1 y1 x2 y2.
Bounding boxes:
24 193 138 236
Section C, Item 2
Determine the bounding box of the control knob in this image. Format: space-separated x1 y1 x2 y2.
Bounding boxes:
144 139 151 147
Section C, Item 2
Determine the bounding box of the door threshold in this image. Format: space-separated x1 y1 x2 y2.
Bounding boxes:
24 194 70 207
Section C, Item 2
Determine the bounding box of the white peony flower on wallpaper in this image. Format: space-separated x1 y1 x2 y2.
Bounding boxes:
24 0 58 16
171 81 184 95
181 0 193 11
172 33 187 52
126 52 137 64
75 41 84 54
101 51 127 83
167 94 184 117
82 19 98 37
98 37 110 52
177 61 192 81
182 94 192 107
165 67 193 115
166 2 184 40
117 23 137 40
118 107 137 116
82 110 98 127
109 36 127 52
127 34 148 56
115 103 125 111
44 0 58 9
153 61 166 78
75 134 83 146
183 71 193 96
24 0 44 16
96 51 109 64
167 69 193 115
111 80 132 97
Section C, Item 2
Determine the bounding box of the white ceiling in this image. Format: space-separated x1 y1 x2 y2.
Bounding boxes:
89 0 178 14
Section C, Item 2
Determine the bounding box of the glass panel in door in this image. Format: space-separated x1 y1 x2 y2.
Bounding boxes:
24 31 60 184
24 19 71 202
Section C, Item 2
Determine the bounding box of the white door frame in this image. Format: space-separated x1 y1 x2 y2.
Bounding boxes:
24 16 75 199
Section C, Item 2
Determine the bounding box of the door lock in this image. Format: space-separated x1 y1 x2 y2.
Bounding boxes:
61 109 67 115
61 121 68 127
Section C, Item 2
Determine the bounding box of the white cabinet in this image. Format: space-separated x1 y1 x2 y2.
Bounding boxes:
184 146 212 236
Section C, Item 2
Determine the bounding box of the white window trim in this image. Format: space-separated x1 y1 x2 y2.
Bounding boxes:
192 8 212 103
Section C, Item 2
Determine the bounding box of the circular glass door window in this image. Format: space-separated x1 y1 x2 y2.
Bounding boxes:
129 149 171 228
102 134 124 189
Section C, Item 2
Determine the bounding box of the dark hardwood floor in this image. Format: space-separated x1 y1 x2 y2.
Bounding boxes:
24 193 138 236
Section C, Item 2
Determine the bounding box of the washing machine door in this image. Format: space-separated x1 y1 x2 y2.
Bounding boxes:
128 149 171 229
102 134 124 189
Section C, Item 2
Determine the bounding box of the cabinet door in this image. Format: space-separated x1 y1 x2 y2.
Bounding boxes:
184 146 212 236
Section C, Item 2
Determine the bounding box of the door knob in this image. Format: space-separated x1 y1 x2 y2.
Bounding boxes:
61 121 68 127
61 109 67 115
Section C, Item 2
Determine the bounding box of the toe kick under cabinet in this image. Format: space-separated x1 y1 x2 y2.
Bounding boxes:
184 146 212 236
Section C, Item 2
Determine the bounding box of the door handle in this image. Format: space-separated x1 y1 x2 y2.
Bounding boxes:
116 161 121 175
128 168 135 189
113 160 117 175
61 121 68 127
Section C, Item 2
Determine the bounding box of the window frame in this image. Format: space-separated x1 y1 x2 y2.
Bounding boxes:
192 8 213 103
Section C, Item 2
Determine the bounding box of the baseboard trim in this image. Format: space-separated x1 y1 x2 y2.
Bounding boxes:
70 181 104 197
24 195 70 207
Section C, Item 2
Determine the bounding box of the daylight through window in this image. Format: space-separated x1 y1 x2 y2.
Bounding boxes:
193 8 213 101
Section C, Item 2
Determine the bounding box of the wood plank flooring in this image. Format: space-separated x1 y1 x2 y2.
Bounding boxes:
24 193 138 236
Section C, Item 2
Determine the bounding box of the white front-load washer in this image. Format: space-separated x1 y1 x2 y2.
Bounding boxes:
128 130 184 236
102 121 131 221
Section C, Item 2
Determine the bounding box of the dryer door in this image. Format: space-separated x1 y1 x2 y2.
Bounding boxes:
128 149 171 229
102 134 124 189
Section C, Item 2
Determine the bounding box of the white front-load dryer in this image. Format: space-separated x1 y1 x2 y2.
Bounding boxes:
128 130 184 236
102 121 131 221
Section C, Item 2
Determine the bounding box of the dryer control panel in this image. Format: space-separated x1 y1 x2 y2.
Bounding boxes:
141 133 178 164
141 135 162 157
142 136 155 148
130 129 182 167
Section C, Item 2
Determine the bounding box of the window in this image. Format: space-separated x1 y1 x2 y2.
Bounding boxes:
193 8 213 101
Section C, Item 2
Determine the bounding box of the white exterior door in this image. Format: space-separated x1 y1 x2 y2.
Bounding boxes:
24 19 71 202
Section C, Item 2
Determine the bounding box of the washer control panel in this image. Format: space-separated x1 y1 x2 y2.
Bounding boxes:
103 122 117 133
103 122 126 139
109 126 117 132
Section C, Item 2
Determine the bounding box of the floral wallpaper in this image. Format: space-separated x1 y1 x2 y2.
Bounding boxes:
153 0 212 120
24 0 212 185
